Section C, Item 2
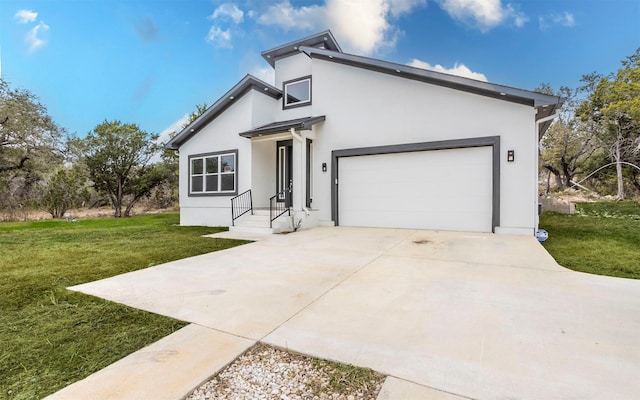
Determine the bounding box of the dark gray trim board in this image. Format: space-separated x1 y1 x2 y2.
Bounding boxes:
331 136 501 232
276 140 292 202
306 138 312 208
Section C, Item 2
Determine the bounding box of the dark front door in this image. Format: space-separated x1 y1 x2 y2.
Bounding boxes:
276 140 293 207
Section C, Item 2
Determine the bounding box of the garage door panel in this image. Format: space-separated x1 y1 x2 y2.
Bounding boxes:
338 147 493 232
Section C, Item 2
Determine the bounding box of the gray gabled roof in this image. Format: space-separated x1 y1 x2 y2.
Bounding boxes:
166 75 281 150
261 30 341 68
299 45 563 110
239 116 326 138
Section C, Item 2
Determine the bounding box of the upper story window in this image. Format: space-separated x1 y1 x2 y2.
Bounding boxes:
189 150 237 196
283 76 311 109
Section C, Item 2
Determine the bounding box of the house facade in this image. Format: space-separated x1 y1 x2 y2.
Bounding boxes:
167 31 562 235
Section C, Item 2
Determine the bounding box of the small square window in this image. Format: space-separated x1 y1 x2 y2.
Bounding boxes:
283 77 311 109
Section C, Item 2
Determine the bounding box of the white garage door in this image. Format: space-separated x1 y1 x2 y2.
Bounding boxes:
338 147 493 232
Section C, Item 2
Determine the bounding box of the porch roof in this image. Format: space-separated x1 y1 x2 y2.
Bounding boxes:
239 116 326 138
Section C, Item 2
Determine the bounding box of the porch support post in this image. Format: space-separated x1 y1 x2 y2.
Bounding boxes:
290 128 306 213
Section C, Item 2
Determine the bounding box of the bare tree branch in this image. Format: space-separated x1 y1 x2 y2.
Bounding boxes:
0 156 29 173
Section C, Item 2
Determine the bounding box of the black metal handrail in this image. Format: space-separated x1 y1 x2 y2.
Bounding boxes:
230 189 253 226
269 190 291 228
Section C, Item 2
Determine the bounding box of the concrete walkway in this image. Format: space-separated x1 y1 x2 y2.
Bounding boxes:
48 227 640 400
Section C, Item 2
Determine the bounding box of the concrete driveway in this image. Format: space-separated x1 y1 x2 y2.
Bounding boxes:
64 227 640 400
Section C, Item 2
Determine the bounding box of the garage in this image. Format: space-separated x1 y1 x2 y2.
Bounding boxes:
336 144 496 232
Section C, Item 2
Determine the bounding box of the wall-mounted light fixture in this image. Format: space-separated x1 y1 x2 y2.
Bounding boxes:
507 150 515 162
322 162 327 172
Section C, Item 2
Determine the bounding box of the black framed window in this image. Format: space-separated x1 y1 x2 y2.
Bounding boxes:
283 76 311 109
189 150 237 196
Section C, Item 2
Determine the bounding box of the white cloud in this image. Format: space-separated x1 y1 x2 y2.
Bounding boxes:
158 113 190 146
326 0 392 54
556 12 575 27
14 9 38 24
205 3 244 48
437 0 527 31
389 0 427 17
210 3 244 24
256 0 426 55
250 66 276 86
408 58 488 81
510 5 528 27
539 11 575 31
257 1 325 31
206 26 233 48
25 21 49 53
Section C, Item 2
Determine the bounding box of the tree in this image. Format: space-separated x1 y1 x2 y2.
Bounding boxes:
84 120 168 217
538 85 600 190
0 80 65 219
578 49 640 199
186 103 208 126
39 167 88 218
0 80 63 174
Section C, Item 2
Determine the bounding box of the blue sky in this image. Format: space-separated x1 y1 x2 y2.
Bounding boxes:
2 0 639 143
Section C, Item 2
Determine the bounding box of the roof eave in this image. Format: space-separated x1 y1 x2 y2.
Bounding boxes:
299 46 564 109
166 75 282 150
261 30 342 68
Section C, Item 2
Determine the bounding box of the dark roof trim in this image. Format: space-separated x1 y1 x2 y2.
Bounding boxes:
299 46 564 109
166 75 282 150
261 30 341 68
239 116 326 138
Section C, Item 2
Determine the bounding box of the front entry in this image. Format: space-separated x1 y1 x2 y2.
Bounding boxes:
276 140 293 207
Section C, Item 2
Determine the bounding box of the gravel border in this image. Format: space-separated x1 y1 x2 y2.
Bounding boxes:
186 344 385 400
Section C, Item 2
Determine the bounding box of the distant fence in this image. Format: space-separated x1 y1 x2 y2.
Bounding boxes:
540 197 576 215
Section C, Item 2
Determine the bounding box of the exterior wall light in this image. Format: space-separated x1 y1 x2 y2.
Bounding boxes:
507 150 515 162
322 162 327 172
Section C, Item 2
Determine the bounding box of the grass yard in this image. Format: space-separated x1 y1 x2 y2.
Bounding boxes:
540 201 640 279
0 213 248 400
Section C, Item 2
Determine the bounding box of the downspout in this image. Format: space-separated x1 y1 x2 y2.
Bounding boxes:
534 110 559 232
535 111 559 137
290 128 311 215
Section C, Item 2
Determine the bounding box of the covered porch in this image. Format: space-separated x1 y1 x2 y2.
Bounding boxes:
231 116 325 233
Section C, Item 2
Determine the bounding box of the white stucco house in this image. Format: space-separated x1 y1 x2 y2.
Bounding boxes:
166 31 562 235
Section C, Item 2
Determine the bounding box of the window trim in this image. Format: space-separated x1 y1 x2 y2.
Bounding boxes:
283 76 312 109
188 149 238 197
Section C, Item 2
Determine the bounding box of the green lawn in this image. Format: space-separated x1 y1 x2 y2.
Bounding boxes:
0 213 248 400
540 201 640 279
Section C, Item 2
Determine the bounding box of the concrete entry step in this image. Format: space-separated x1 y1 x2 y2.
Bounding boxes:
229 225 275 235
231 210 292 234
